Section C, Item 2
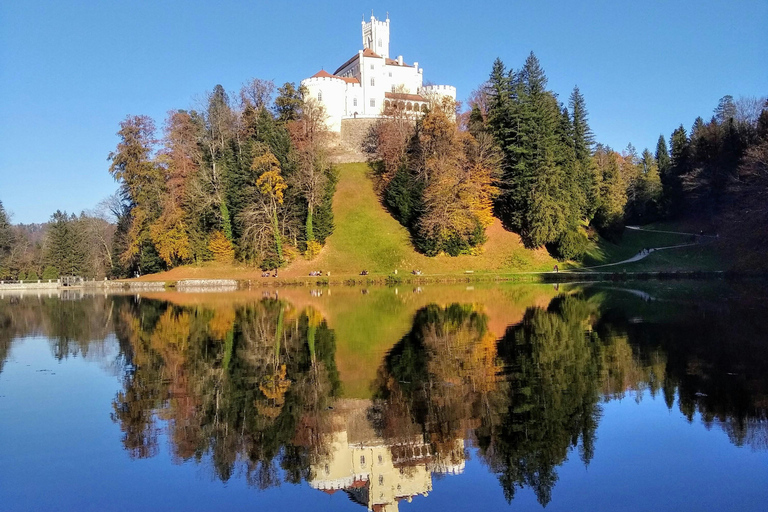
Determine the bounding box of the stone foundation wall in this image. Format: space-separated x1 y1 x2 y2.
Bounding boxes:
327 118 379 163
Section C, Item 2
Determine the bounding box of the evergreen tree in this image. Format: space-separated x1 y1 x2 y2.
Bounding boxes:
714 95 736 123
0 201 13 274
665 125 690 216
655 135 671 176
569 86 598 217
108 115 163 272
493 53 574 247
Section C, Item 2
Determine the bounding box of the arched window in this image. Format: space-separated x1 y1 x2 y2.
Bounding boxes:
406 102 412 111
318 91 322 101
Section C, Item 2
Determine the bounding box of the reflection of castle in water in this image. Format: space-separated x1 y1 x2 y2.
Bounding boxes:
309 399 464 511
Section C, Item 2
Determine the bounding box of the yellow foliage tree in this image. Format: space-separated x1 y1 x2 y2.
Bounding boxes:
207 230 234 262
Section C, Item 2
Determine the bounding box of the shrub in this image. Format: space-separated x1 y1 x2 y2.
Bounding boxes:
42 266 58 280
304 240 322 260
554 228 588 261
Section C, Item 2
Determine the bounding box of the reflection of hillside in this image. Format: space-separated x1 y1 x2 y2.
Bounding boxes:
308 399 463 512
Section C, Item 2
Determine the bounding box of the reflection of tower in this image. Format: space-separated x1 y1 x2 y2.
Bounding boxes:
308 399 464 511
361 14 390 58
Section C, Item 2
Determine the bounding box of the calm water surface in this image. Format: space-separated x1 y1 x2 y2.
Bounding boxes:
1 282 766 511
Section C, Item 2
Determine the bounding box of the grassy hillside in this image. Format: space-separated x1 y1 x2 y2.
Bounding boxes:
284 162 557 277
135 162 724 282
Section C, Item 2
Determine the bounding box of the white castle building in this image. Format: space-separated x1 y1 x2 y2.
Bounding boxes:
301 14 457 132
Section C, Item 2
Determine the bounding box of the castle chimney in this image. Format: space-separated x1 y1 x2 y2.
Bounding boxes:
398 55 403 65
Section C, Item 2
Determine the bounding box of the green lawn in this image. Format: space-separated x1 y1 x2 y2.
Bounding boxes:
286 162 558 277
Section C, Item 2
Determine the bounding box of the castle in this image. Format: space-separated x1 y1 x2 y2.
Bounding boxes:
301 14 457 132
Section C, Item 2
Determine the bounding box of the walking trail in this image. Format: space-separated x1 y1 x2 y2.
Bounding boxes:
568 226 716 271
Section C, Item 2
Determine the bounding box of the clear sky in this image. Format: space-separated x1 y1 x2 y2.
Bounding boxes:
1 0 765 223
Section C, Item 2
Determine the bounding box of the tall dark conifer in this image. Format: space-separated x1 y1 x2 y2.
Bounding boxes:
569 86 597 217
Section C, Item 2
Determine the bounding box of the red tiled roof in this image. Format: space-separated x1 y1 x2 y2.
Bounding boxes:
362 48 382 58
385 91 426 102
310 69 360 85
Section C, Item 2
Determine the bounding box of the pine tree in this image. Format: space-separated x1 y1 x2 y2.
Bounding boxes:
569 86 597 217
655 135 671 175
665 125 689 216
0 201 13 265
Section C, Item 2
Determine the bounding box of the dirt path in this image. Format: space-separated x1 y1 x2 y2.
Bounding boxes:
568 226 717 272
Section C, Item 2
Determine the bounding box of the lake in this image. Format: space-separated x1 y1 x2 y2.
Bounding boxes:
1 282 766 511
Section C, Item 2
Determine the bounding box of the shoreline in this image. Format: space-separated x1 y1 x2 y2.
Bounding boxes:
0 270 752 294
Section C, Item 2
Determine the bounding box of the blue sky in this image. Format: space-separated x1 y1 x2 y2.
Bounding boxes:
1 0 766 223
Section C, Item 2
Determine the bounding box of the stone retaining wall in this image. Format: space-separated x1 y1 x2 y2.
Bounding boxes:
176 279 239 292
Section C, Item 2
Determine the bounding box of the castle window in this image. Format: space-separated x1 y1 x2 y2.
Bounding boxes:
370 64 374 70
360 456 366 466
378 38 382 47
353 98 357 107
370 78 375 86
318 91 322 101
378 475 384 485
389 72 392 77
391 85 395 93
370 99 376 107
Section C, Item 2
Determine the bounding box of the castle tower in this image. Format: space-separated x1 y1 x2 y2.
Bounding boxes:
362 14 390 58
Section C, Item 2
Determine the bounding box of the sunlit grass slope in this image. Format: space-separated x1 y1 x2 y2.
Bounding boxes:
285 162 557 276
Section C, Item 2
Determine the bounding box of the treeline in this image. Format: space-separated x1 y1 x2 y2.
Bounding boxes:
1 80 337 280
368 52 767 262
366 53 619 259
0 203 113 280
108 80 336 277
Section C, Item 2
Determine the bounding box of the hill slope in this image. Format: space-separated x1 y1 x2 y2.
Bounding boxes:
283 162 557 277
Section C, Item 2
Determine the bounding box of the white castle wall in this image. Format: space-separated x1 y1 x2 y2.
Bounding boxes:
301 76 347 132
419 84 457 101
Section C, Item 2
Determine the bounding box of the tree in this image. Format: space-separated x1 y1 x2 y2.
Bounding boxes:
592 145 626 239
288 97 332 248
665 125 689 216
492 53 576 248
108 115 163 272
201 85 237 241
44 211 87 276
414 99 500 255
570 86 598 217
274 83 304 123
0 201 13 276
240 78 275 111
634 149 662 221
240 147 290 267
714 95 736 124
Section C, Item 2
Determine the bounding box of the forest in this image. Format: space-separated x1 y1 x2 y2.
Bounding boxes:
0 54 766 279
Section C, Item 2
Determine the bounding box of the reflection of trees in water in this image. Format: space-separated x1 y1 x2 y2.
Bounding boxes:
109 297 340 486
0 295 117 373
2 288 767 503
373 304 502 473
372 297 609 506
591 291 768 451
